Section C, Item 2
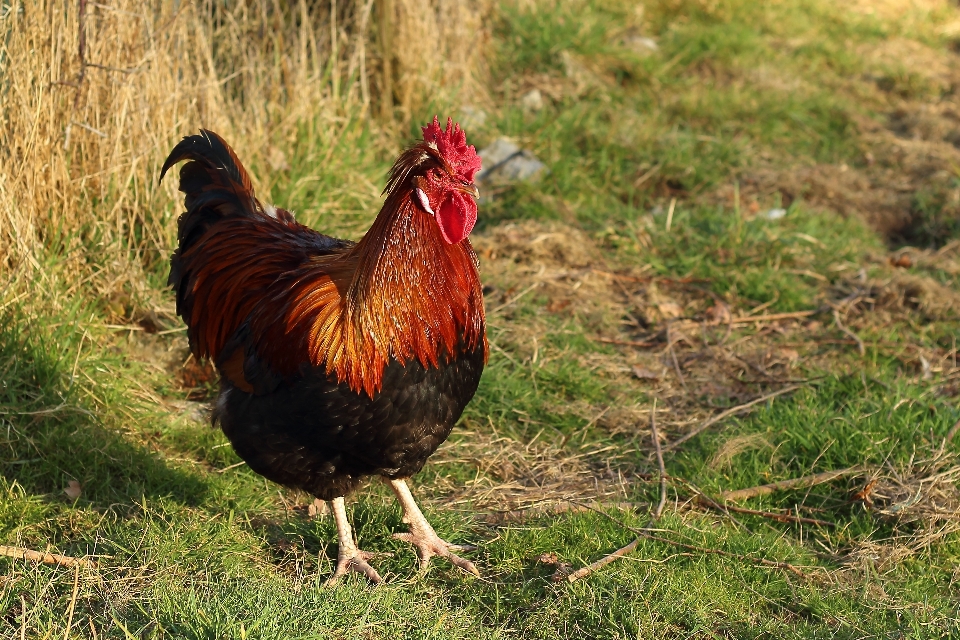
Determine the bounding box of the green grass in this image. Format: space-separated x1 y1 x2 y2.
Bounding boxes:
4 0 960 637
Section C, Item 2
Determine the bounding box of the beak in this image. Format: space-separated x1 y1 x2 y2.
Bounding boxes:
457 183 480 200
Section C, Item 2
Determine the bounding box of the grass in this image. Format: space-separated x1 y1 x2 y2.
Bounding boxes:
3 0 960 637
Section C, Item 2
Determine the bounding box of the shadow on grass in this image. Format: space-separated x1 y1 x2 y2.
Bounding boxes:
0 306 209 510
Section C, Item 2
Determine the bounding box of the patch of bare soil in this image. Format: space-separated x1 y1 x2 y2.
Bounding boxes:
711 19 960 246
717 104 960 242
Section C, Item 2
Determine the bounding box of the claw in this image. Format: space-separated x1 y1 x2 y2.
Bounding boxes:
385 477 480 577
393 530 480 576
326 548 383 585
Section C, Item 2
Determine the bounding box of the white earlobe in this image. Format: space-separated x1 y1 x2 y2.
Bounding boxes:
415 188 435 215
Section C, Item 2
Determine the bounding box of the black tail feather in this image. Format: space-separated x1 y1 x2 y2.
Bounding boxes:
159 129 253 193
162 130 260 297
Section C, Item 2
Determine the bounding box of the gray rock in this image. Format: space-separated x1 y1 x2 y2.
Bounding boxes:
476 138 547 187
459 105 488 130
623 35 659 55
521 89 544 112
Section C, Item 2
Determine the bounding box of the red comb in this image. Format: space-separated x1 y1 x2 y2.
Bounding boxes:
422 116 482 182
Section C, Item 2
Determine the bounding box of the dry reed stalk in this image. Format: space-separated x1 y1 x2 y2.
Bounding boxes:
0 0 489 309
0 544 96 568
720 467 861 502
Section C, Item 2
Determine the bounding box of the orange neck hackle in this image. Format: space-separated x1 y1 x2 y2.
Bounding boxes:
274 144 487 398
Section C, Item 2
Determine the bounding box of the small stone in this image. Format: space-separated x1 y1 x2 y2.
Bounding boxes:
623 35 659 55
459 105 488 130
476 138 547 188
765 208 787 220
705 302 731 325
308 498 329 518
521 89 544 112
64 480 82 500
631 366 660 380
657 302 683 319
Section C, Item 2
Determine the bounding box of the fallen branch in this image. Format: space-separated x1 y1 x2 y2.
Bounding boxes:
562 531 642 583
595 337 658 348
0 545 96 568
489 282 540 314
694 498 835 527
730 310 819 325
561 497 809 581
651 401 667 520
565 402 666 583
640 531 808 579
662 385 804 453
720 467 860 502
833 309 865 356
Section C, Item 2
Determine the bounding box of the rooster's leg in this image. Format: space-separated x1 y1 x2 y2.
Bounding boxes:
325 496 382 585
385 477 479 576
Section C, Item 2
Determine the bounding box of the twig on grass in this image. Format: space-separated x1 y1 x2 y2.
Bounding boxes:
561 489 810 581
561 531 642 582
0 545 96 568
719 467 860 502
216 461 247 473
833 309 865 356
938 418 960 456
662 385 804 453
640 531 808 579
651 400 667 519
564 402 666 582
694 498 836 527
633 162 662 188
489 282 540 314
595 337 658 348
729 310 819 325
64 563 81 639
665 324 687 390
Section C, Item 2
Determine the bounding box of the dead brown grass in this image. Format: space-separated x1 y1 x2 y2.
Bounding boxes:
708 433 773 471
835 442 960 572
0 0 488 309
432 427 628 516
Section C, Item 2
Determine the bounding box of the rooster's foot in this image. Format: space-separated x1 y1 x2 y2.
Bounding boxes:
326 495 383 585
386 477 480 577
393 529 479 576
326 547 383 585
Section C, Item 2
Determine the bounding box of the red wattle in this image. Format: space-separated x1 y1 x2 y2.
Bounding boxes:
435 193 477 244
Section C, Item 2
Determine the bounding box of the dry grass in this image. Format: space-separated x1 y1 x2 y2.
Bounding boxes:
0 0 488 306
708 433 774 471
432 428 628 516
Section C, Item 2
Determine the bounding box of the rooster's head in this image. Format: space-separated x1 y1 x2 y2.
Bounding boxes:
389 116 482 245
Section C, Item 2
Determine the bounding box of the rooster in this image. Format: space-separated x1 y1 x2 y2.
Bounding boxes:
160 117 486 583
